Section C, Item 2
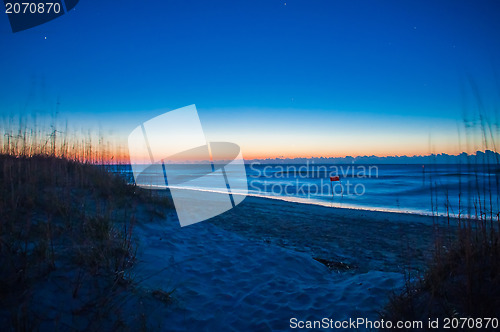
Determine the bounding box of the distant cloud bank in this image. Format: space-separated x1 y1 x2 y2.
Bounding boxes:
246 150 500 164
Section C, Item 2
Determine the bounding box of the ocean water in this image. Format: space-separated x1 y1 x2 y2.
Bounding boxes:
107 163 500 219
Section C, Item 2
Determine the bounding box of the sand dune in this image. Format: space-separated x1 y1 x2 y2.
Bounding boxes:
130 196 452 330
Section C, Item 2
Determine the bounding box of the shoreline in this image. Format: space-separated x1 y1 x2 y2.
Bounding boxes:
237 192 447 222
146 184 474 221
248 194 464 223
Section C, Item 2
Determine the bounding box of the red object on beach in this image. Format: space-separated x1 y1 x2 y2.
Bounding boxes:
330 176 340 181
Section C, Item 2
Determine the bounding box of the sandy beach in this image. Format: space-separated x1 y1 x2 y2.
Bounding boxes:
210 196 453 273
129 195 454 330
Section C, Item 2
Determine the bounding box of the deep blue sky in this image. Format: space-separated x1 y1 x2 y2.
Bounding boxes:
1 0 499 157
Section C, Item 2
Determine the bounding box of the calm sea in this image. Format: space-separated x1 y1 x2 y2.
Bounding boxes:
107 163 500 219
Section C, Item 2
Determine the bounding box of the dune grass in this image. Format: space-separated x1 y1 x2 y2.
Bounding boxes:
382 221 500 329
0 153 174 330
382 82 500 330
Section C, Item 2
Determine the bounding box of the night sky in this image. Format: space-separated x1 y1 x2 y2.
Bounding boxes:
1 0 499 158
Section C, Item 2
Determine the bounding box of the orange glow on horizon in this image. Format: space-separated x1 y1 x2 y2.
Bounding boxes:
241 147 466 160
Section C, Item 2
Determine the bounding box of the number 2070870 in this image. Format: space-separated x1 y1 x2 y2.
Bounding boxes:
5 2 61 14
